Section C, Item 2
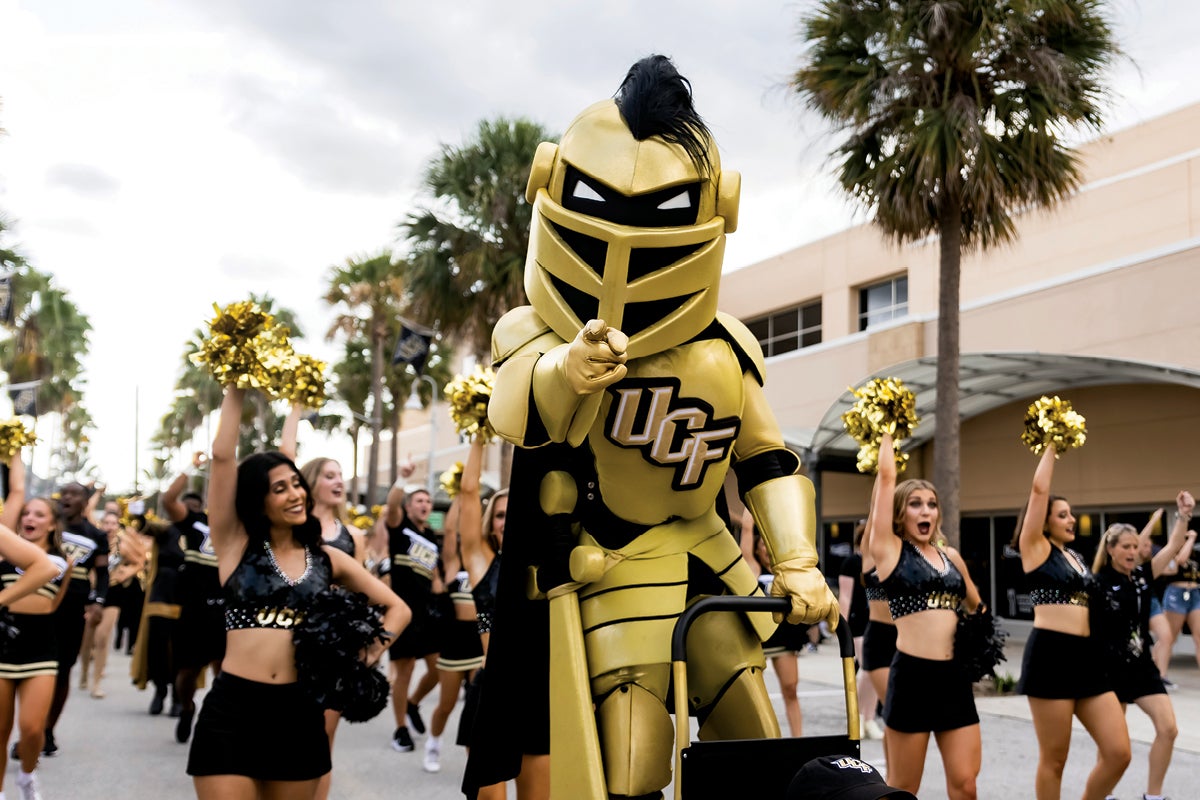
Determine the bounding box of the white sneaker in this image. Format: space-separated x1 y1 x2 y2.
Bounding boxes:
863 718 885 740
16 771 42 800
422 743 441 774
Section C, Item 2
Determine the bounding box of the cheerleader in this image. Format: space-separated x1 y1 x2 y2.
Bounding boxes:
839 519 883 741
186 387 410 800
280 406 372 800
82 510 147 699
1091 491 1194 800
868 433 982 799
740 509 805 736
858 501 896 771
1016 447 1130 800
0 483 76 800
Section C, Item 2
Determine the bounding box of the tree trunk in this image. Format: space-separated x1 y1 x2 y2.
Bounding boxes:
389 410 400 488
933 203 963 549
366 323 386 507
349 425 361 507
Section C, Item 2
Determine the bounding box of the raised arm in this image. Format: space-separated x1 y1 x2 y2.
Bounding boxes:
1018 447 1057 572
860 482 878 573
0 523 58 606
1151 491 1196 578
381 457 416 529
457 438 487 578
0 451 25 532
208 387 248 567
162 471 190 524
867 433 901 578
279 402 304 461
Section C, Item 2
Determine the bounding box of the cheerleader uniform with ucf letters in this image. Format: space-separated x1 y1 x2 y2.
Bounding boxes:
186 542 333 781
881 542 977 733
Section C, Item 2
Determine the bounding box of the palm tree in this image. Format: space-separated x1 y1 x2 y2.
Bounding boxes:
324 251 406 505
331 336 372 503
400 116 556 359
792 0 1116 545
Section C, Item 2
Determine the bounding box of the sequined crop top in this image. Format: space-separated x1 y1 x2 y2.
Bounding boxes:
0 555 69 602
1025 545 1093 607
324 522 355 558
472 556 501 636
863 568 887 603
224 541 332 631
880 542 965 619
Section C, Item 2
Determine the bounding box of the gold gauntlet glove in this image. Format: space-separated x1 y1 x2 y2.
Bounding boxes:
743 474 839 628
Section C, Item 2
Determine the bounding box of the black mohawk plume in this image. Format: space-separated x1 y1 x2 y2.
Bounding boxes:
614 55 714 177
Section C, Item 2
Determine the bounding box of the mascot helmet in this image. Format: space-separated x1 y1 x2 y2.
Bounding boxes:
524 55 740 358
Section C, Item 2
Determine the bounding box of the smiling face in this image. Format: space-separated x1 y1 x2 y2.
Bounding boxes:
1044 499 1076 545
20 498 57 550
263 464 308 530
310 460 345 509
1106 530 1140 575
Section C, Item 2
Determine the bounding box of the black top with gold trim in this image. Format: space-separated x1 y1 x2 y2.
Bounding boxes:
224 541 332 631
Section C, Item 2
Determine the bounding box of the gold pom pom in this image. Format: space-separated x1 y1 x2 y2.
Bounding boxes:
440 462 463 498
1021 395 1087 456
190 301 293 391
350 513 375 532
444 367 496 443
0 419 37 460
274 353 328 409
841 377 919 474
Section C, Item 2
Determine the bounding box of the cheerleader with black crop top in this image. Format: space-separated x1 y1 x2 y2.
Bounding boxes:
457 435 540 800
1091 492 1193 800
281 404 374 800
187 387 409 800
868 434 982 800
1016 446 1130 800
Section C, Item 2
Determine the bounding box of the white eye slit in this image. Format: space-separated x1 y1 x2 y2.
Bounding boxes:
571 180 605 202
657 191 691 210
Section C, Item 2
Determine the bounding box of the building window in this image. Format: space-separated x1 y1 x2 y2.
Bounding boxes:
745 301 822 357
858 275 908 331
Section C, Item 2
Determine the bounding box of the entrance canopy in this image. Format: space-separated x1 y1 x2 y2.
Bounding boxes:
791 352 1200 467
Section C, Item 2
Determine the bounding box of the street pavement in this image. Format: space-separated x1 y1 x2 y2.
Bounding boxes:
13 622 1200 799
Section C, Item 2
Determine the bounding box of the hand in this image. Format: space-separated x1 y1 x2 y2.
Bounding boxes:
562 319 628 395
192 451 209 469
1178 490 1195 517
398 456 416 480
770 558 840 628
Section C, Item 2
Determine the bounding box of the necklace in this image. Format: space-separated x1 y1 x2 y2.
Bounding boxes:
264 540 312 587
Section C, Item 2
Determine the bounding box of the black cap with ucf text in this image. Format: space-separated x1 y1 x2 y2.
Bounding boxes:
785 755 917 800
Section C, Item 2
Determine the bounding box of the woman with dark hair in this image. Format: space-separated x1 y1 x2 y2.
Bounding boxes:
868 433 983 799
281 404 371 799
0 449 78 800
838 519 882 740
186 387 410 800
1091 491 1193 800
858 492 897 774
1016 446 1130 800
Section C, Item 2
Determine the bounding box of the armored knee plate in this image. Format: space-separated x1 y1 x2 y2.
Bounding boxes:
596 682 674 797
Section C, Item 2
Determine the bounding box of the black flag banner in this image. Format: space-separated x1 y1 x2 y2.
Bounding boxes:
9 383 37 417
0 275 12 326
391 320 435 374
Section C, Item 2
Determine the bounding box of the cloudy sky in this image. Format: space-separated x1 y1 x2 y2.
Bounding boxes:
0 0 1196 493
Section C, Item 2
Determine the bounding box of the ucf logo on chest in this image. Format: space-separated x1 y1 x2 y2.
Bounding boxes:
603 378 740 490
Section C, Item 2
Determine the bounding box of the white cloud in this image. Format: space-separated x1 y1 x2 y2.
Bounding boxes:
0 0 1196 492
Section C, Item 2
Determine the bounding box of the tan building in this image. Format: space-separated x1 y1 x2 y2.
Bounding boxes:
720 102 1200 615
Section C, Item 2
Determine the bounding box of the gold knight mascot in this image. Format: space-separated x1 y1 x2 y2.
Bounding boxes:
463 55 838 800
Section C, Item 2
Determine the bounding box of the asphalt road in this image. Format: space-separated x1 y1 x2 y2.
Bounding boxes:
13 628 1200 799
